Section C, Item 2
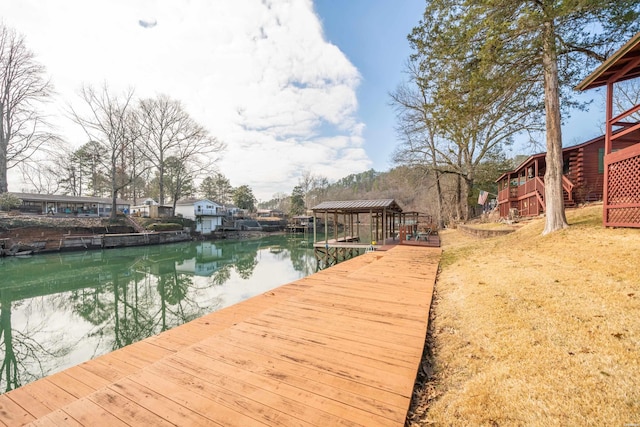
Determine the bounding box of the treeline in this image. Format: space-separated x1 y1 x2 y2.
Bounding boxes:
0 22 230 218
25 88 226 216
258 158 512 224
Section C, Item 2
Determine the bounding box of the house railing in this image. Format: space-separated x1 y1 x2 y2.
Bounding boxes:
195 208 226 216
498 187 510 203
502 176 573 199
562 176 574 201
510 177 544 198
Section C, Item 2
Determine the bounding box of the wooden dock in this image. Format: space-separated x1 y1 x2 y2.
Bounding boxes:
0 246 440 426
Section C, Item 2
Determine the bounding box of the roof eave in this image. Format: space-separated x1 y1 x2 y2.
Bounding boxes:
576 31 640 91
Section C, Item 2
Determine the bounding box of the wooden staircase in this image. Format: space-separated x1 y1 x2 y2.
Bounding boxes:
564 192 576 208
125 216 147 233
562 175 576 208
535 176 575 213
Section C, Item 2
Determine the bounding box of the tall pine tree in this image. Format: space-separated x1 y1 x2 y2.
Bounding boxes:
410 0 640 233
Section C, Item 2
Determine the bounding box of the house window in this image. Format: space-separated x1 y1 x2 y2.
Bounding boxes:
599 148 620 173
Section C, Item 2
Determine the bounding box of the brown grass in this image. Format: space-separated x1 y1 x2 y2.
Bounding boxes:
414 204 640 426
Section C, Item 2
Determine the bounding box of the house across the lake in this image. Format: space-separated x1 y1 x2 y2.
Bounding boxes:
174 199 226 235
8 192 131 217
495 133 639 218
130 198 173 218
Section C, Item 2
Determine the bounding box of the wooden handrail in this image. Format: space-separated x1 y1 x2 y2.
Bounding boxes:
609 103 640 125
562 176 574 201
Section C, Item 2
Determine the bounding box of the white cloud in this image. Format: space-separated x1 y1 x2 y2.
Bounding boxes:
3 0 371 200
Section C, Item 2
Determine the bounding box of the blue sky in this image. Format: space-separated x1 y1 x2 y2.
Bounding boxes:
3 0 606 199
315 0 426 171
316 1 608 158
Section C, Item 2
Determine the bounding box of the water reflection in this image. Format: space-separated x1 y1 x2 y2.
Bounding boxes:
0 236 314 394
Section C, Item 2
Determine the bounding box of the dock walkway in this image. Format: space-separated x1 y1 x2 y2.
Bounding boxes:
0 246 440 426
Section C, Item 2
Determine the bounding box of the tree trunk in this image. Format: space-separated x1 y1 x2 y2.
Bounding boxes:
427 135 446 228
111 189 118 219
541 19 568 235
433 169 445 229
454 174 464 221
159 159 165 205
110 157 118 219
0 145 7 193
462 174 474 221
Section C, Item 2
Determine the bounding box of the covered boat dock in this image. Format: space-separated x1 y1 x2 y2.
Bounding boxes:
310 199 438 267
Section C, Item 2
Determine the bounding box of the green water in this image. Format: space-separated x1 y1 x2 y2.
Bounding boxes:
0 235 316 394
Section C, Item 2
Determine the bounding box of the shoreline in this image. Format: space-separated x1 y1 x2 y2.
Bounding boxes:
0 213 286 256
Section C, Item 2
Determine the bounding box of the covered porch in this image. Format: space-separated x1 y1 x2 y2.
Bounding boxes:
577 31 640 228
496 152 576 218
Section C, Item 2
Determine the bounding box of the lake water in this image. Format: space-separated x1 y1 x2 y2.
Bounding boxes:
0 235 317 394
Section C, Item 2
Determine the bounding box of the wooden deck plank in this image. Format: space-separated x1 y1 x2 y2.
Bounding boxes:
226 322 415 375
60 366 112 393
42 374 95 400
245 315 418 356
142 361 331 427
1 246 440 426
168 355 385 427
108 377 220 426
0 395 34 426
172 339 408 412
128 369 275 427
162 347 404 426
107 341 174 368
239 318 417 367
88 387 175 426
289 293 427 323
143 282 314 353
261 305 426 344
84 354 140 380
284 297 427 333
147 361 309 427
299 283 431 309
26 409 83 427
56 398 132 426
209 329 414 396
3 387 52 420
302 276 430 298
4 379 76 419
188 339 412 409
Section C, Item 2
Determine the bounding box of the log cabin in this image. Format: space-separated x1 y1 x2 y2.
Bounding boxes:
495 133 639 219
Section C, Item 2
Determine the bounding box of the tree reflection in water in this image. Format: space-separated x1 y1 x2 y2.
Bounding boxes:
0 298 71 392
0 235 315 393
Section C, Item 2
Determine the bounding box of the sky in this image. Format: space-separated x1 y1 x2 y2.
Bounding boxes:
2 0 605 201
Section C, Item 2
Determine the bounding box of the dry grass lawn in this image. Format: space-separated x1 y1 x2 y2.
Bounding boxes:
410 204 640 426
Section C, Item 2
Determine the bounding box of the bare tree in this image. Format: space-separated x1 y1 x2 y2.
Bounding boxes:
69 84 138 218
0 24 57 193
614 79 640 122
392 58 541 221
116 111 148 204
297 171 329 210
18 159 62 195
138 95 225 205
